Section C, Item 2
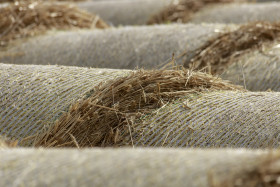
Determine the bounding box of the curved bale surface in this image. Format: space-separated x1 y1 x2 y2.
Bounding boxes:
190 2 280 24
32 69 280 149
184 22 280 91
1 148 280 187
221 43 280 91
0 64 129 146
76 0 172 25
0 24 235 69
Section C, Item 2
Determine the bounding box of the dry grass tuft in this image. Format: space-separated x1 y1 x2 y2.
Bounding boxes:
147 0 239 25
0 137 18 148
0 0 109 47
216 153 280 187
184 21 280 74
33 68 244 148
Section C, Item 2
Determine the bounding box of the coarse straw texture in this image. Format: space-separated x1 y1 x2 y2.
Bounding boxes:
184 21 280 74
1 148 280 187
0 63 129 146
0 0 108 47
147 0 240 24
34 68 243 148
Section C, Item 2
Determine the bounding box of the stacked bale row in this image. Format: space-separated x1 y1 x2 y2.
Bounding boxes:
1 148 280 187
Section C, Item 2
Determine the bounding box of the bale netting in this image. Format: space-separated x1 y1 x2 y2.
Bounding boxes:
0 63 129 146
148 1 280 25
184 21 280 91
0 24 236 69
1 148 280 187
33 68 280 149
76 0 173 25
0 0 108 47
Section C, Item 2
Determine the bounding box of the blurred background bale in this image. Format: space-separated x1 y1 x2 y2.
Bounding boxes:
76 0 173 25
0 0 108 48
1 148 280 187
0 63 129 146
149 1 280 25
0 24 235 69
184 21 280 91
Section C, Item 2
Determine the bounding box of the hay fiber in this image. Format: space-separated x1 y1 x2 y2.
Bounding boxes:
1 148 280 187
0 136 17 148
0 0 108 47
0 24 236 68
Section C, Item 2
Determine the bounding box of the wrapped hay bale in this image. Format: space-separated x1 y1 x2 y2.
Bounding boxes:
1 148 280 187
148 1 280 25
76 0 173 25
0 0 108 47
0 63 129 146
30 68 280 149
0 24 235 69
184 21 280 91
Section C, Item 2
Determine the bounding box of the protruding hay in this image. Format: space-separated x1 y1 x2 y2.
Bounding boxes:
0 137 18 148
147 0 239 24
0 0 108 47
34 68 243 148
184 21 280 74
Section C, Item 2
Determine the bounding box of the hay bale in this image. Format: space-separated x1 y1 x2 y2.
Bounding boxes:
76 0 173 25
0 24 236 69
147 0 242 25
31 68 280 149
0 0 108 47
1 148 280 187
0 63 129 146
190 2 280 24
184 22 280 91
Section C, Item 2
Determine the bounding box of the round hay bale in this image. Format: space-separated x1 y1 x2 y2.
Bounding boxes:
184 22 280 91
0 0 108 47
1 148 280 187
31 68 280 149
0 24 236 69
0 63 129 146
190 2 280 24
76 0 173 25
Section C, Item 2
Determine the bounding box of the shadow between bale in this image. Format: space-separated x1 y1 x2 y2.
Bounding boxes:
0 0 108 47
33 68 243 148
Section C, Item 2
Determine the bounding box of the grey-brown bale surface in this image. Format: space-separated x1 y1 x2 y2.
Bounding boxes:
1 148 280 187
77 0 173 25
0 24 235 69
190 2 280 24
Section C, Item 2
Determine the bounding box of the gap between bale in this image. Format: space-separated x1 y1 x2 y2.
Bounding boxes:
0 0 109 47
32 68 244 148
147 0 243 25
184 21 280 75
